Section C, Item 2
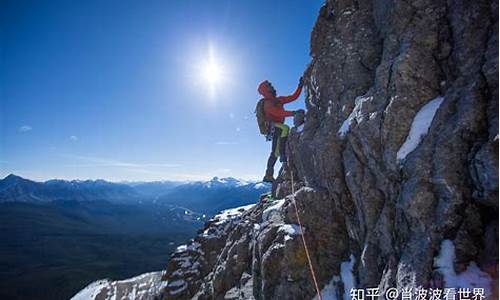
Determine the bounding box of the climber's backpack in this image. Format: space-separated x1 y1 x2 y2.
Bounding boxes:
255 98 270 136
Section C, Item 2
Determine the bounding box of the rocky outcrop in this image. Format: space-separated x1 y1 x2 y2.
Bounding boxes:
71 271 166 300
162 0 498 299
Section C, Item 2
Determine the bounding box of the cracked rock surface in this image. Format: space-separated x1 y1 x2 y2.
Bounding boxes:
161 0 498 299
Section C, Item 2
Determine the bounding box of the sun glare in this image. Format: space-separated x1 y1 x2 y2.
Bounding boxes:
202 60 222 86
199 45 226 98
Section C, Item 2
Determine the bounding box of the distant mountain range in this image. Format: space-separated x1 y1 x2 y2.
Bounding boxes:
0 174 140 203
158 176 271 214
0 174 270 300
0 174 270 214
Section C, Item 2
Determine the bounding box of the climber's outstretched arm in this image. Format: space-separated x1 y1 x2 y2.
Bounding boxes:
278 84 303 104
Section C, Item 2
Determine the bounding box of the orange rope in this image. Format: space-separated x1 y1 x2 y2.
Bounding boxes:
290 170 323 300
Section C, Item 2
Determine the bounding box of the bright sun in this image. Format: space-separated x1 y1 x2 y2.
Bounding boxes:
199 46 225 97
202 60 222 87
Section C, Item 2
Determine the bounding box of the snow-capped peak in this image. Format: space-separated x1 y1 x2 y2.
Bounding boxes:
198 177 253 188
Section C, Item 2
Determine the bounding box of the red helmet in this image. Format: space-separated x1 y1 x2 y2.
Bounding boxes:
257 80 276 98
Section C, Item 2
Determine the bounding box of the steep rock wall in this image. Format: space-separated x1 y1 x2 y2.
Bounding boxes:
161 0 498 299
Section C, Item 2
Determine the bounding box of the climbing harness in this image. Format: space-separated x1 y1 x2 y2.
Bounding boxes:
290 169 323 300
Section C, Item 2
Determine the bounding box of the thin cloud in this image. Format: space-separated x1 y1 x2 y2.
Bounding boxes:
19 125 32 132
171 169 231 181
215 141 238 145
62 154 181 168
170 173 212 181
69 135 79 141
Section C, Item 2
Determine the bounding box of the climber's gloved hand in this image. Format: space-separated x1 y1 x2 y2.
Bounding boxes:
299 76 304 87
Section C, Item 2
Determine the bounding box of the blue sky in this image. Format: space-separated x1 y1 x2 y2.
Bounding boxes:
0 0 323 182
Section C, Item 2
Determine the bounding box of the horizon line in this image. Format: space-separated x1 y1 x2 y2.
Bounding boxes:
0 172 262 184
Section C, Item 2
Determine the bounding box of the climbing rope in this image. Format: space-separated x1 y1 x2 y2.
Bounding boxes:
290 169 323 300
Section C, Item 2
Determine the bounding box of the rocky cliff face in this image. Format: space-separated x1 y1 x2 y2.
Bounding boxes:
161 0 498 299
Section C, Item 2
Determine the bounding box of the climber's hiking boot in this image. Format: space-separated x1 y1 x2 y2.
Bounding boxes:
260 193 278 210
259 192 272 203
260 192 274 202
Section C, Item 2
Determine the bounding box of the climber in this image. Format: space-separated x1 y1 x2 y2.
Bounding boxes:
257 77 304 183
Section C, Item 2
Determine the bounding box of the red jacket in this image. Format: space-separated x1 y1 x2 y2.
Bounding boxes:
258 84 303 123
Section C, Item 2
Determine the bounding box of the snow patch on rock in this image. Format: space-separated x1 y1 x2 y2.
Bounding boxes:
341 255 356 300
313 259 355 300
397 97 444 160
168 279 188 295
201 204 255 240
175 244 187 253
434 240 493 297
212 204 255 225
71 280 109 300
202 225 224 239
71 271 166 300
296 124 305 133
338 95 373 137
278 223 302 241
262 199 286 220
313 275 341 300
